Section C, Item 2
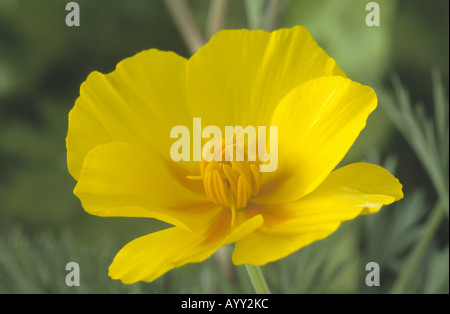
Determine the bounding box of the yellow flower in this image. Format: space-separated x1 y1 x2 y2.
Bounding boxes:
66 26 403 284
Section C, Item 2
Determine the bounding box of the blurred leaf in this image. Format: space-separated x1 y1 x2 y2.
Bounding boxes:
360 189 428 271
0 227 240 293
378 71 449 216
424 245 449 294
260 223 359 294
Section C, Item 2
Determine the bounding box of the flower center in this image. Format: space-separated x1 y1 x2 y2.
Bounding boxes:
188 137 262 223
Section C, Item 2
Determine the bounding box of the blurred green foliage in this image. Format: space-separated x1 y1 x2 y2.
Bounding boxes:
0 0 448 293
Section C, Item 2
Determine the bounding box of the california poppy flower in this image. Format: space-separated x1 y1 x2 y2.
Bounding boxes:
67 26 403 284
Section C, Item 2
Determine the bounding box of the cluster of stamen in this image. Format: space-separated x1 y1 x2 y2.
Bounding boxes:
188 137 262 224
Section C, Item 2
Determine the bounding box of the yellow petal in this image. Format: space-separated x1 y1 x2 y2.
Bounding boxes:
67 49 194 181
234 162 402 265
186 26 345 129
232 223 340 266
109 212 263 284
109 227 221 284
255 76 377 204
225 213 264 245
74 142 220 232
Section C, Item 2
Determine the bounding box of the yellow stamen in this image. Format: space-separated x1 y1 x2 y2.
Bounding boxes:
230 199 236 227
213 170 230 207
188 137 262 213
250 164 261 196
186 175 203 180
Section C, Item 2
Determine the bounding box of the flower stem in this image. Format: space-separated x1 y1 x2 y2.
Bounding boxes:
244 0 264 30
206 0 228 38
163 0 204 55
391 201 445 294
262 0 282 31
245 264 271 294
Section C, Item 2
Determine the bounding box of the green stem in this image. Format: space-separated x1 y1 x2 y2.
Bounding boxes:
206 0 228 38
391 202 445 294
262 0 282 31
163 0 204 55
245 264 271 294
244 0 265 29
